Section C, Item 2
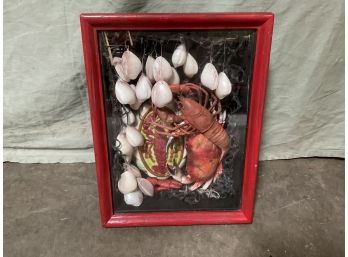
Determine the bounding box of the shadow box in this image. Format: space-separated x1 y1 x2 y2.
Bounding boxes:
80 13 274 227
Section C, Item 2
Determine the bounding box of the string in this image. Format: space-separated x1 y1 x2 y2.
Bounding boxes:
209 43 213 63
141 38 146 72
223 39 226 72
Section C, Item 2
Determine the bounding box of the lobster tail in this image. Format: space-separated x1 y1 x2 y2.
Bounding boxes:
203 121 230 152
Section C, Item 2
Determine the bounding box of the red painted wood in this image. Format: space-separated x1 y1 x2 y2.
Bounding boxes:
80 13 274 227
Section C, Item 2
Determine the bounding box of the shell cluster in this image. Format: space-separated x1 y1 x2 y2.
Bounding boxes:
114 43 231 113
116 121 144 163
200 63 232 99
117 164 154 207
112 41 233 207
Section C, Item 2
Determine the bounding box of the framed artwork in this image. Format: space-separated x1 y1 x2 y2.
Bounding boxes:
80 13 274 227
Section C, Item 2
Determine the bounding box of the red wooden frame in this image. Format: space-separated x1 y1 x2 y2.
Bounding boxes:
80 13 274 227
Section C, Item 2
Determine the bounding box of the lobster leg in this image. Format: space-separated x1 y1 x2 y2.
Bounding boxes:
209 94 222 116
202 177 214 190
149 121 194 137
146 177 182 191
155 186 175 192
213 163 223 182
193 85 209 108
189 181 205 191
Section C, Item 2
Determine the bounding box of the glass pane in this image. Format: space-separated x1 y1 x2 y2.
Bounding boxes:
98 30 256 212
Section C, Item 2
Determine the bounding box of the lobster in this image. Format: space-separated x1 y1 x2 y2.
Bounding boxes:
139 109 186 191
148 83 230 190
141 111 171 178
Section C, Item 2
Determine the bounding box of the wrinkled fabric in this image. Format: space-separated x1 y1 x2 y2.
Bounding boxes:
4 0 344 163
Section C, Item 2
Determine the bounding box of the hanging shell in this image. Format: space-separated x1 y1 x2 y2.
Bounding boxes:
139 102 151 118
127 83 143 110
112 57 122 66
129 83 136 91
145 56 155 82
133 102 151 129
137 178 154 197
183 53 198 78
121 107 135 125
172 43 187 68
215 72 232 99
153 56 173 82
125 126 144 147
121 50 142 80
135 74 152 101
125 163 142 178
201 63 219 90
168 67 180 84
151 81 173 108
116 133 133 162
115 80 137 105
124 190 143 207
118 171 138 194
115 63 130 82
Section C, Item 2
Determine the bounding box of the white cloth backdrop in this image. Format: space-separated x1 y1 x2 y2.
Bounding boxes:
4 0 344 163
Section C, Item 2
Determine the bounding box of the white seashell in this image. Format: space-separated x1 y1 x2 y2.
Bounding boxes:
124 190 143 206
215 72 232 99
153 56 173 82
135 74 152 101
145 56 155 82
121 107 135 125
201 63 219 90
126 84 144 110
119 126 126 135
151 81 173 108
129 83 136 92
137 178 154 197
118 171 138 194
115 80 137 105
121 50 142 80
168 67 180 84
125 126 144 147
115 63 130 82
116 133 133 162
125 163 142 178
172 43 187 68
133 102 151 129
139 102 151 118
112 57 122 66
183 53 198 78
